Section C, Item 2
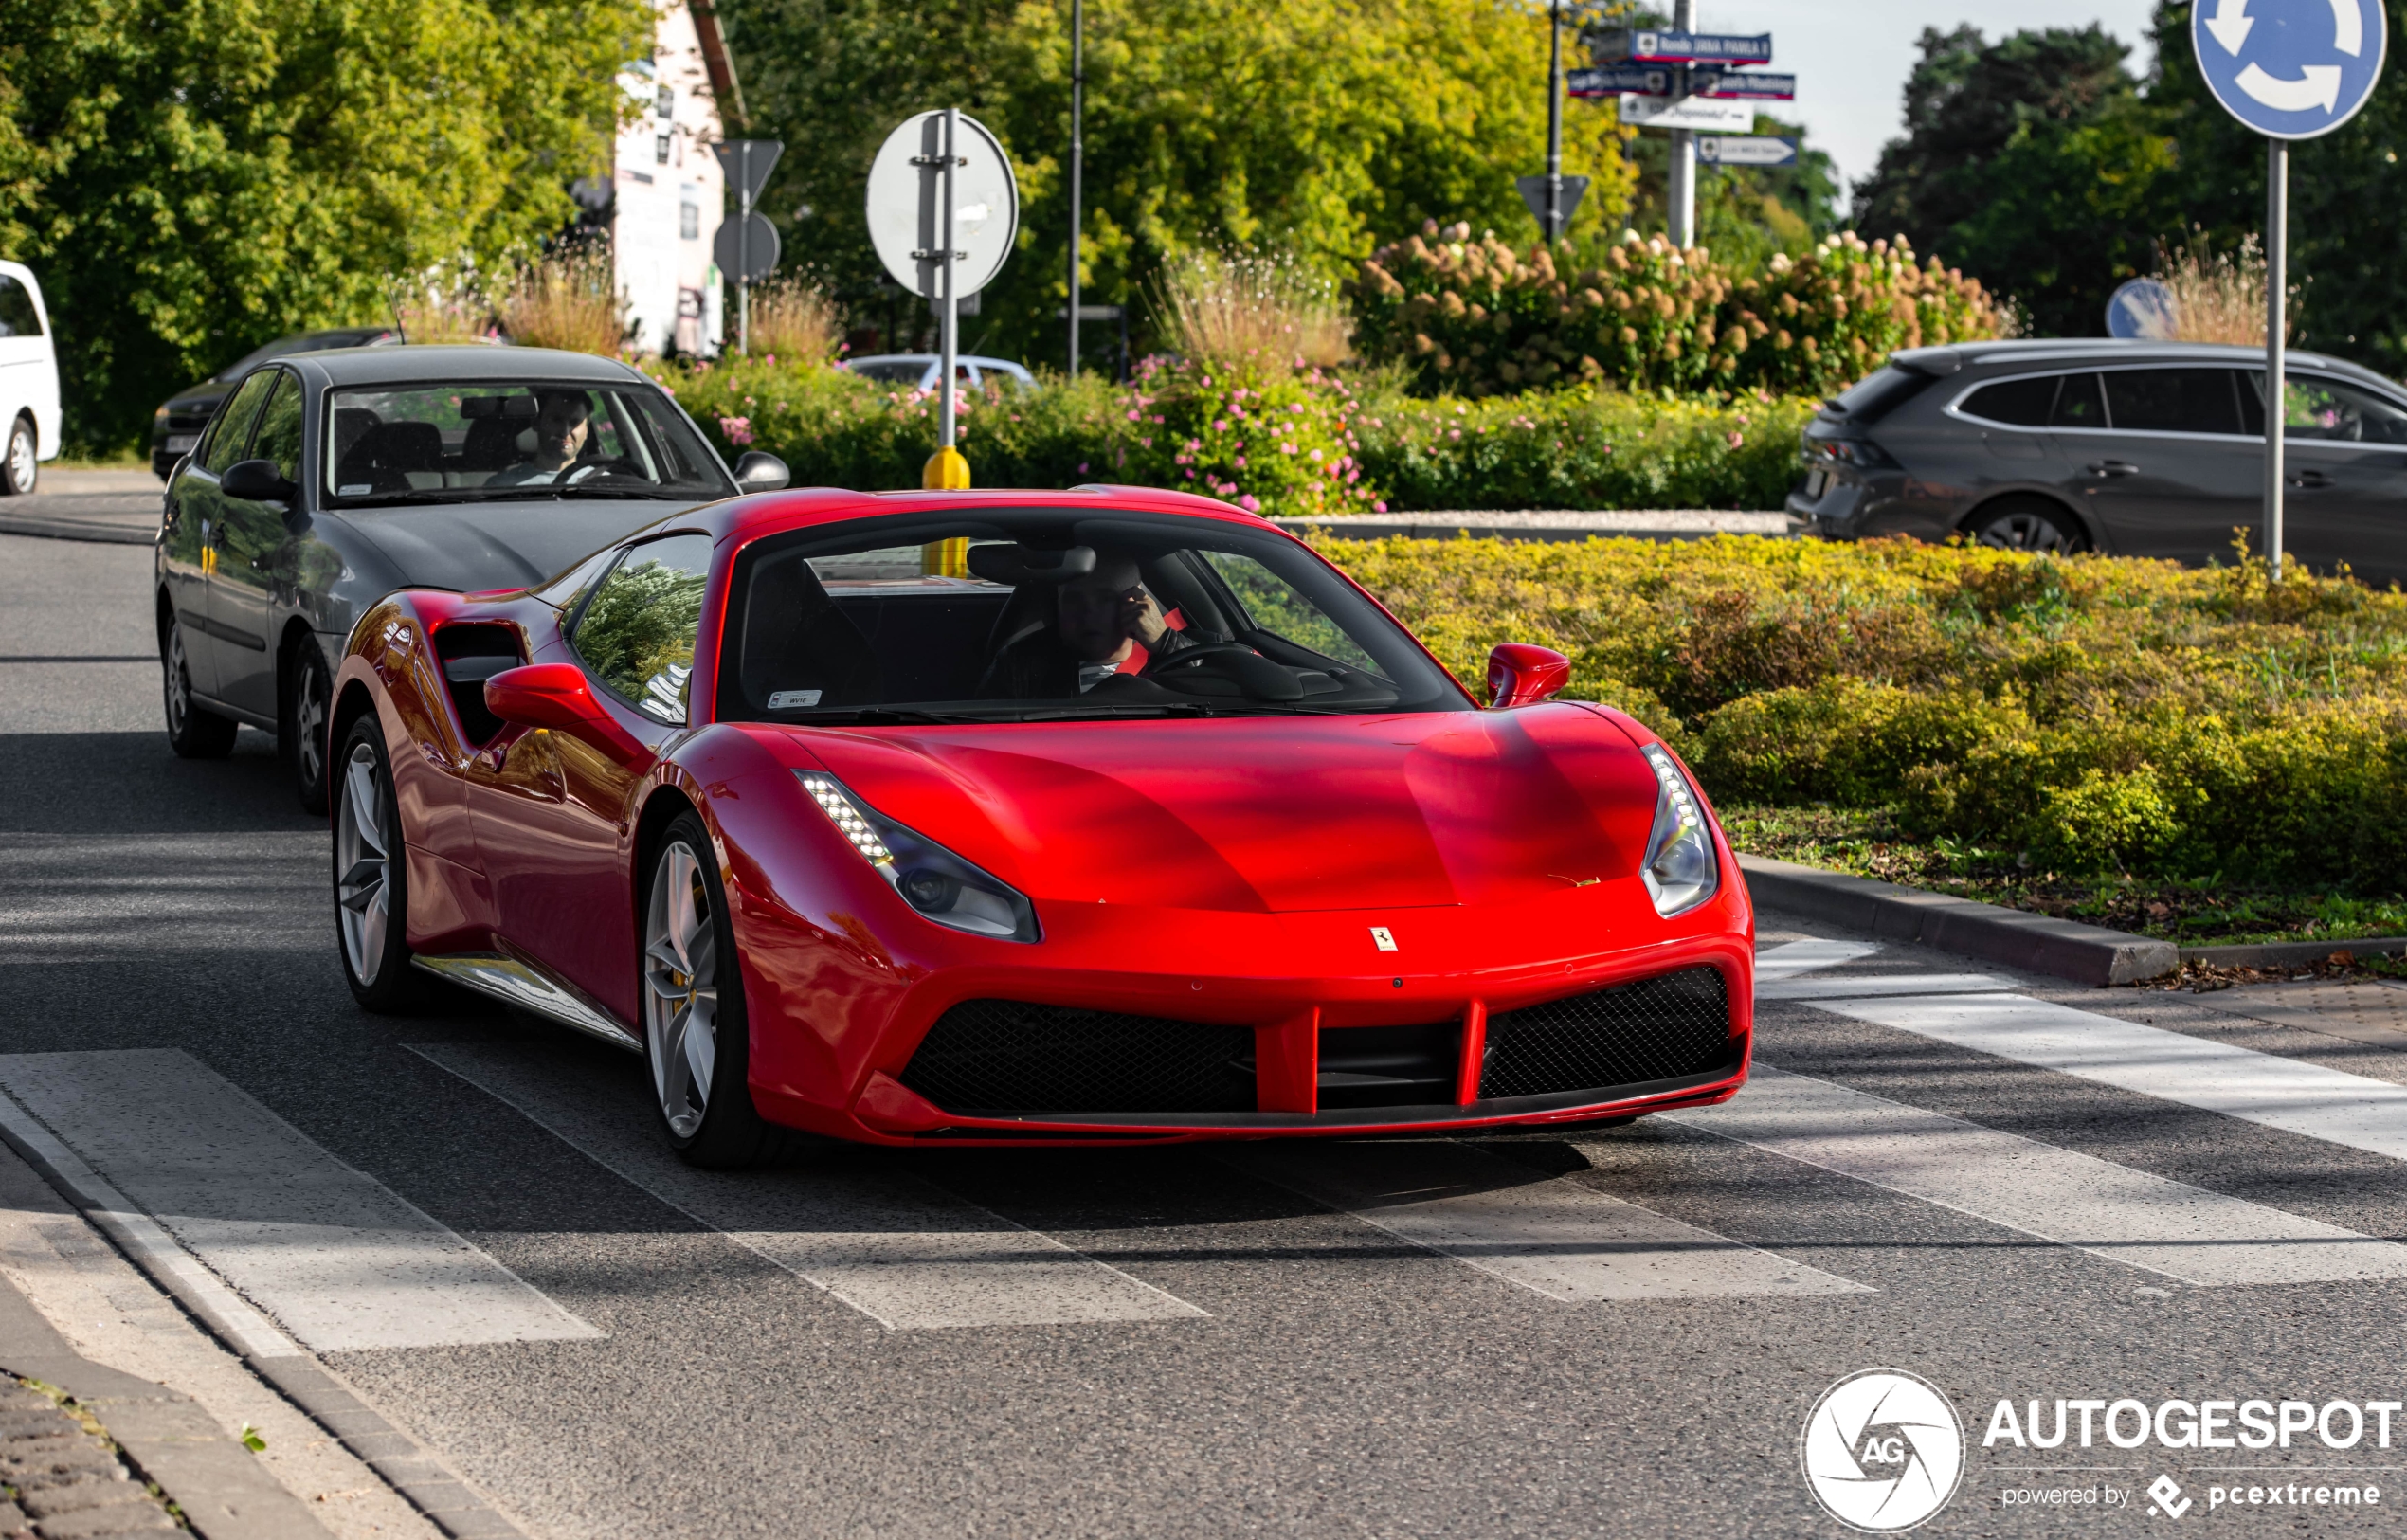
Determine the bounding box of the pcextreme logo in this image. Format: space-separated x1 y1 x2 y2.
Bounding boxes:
1801 1368 1967 1532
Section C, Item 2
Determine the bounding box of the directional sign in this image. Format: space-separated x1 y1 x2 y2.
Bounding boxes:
713 211 780 283
1515 174 1590 229
864 110 1020 300
2192 0 2386 138
1696 136 1800 167
1595 28 1772 66
1570 67 1795 100
1568 64 1676 97
1620 94 1754 132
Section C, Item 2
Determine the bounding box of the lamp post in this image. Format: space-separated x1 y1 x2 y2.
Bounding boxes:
1543 0 1565 243
1067 0 1085 376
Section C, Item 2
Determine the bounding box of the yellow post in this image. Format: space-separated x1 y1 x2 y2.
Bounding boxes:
920 445 971 575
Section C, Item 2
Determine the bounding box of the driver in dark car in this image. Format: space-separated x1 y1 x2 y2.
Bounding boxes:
485 390 594 486
988 552 1194 698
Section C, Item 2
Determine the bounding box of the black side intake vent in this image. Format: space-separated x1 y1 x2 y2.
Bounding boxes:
434 624 522 747
902 1001 1256 1115
1478 966 1735 1100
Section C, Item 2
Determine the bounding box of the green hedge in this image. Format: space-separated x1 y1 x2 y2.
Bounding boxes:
657 357 1801 514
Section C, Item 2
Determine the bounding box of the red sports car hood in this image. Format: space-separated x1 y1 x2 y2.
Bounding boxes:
786 704 1661 915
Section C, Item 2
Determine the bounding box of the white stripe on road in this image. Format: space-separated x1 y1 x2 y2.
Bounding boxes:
1754 939 1882 980
1757 973 2015 1001
408 1042 1207 1331
1817 993 2407 1166
1665 1065 2407 1286
1222 1141 1871 1303
0 1050 599 1352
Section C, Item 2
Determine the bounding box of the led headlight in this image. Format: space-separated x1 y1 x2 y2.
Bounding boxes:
796 771 1041 942
1638 744 1719 917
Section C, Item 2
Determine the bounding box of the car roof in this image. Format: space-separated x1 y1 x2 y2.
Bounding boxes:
846 353 1030 371
1891 337 2403 394
661 483 1285 551
279 344 649 388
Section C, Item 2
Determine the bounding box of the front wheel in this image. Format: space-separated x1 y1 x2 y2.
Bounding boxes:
1966 498 2086 554
288 642 334 815
642 811 780 1168
2 415 35 495
162 613 238 758
334 716 423 1012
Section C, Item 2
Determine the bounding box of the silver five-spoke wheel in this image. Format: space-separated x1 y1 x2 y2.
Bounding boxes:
644 840 719 1139
335 740 391 986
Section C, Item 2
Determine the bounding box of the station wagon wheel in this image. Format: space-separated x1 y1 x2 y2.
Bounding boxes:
161 612 237 758
642 811 779 1168
1966 498 2086 554
334 716 422 1012
289 643 334 815
2 415 34 495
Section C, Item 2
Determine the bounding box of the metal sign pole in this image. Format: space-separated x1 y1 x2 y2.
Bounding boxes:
2265 136 2288 582
738 144 752 356
1668 0 1697 246
1545 0 1564 243
1068 0 1084 377
940 107 960 454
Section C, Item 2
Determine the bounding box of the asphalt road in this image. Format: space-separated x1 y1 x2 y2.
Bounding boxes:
4 529 2406 1538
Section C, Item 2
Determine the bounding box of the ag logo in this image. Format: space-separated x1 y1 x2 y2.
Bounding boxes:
1800 1368 1964 1531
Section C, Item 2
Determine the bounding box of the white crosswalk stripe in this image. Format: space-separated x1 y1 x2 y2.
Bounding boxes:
1754 938 1882 979
0 1050 600 1352
1757 972 2014 1001
1665 1065 2407 1286
1222 1141 1873 1302
409 1042 1209 1331
1816 992 2407 1166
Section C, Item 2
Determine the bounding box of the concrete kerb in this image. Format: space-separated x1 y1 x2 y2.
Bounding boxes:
0 514 155 546
1738 854 2180 987
2179 934 2407 969
0 1098 532 1540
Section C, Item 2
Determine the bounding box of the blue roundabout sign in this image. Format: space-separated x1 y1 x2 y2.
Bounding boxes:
2193 0 2388 138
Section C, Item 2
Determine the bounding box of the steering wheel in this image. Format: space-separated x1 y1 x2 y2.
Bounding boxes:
1141 640 1259 678
550 457 647 487
1143 640 1306 702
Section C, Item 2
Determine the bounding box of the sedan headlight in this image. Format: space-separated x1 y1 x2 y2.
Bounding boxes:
1638 745 1719 917
796 771 1040 942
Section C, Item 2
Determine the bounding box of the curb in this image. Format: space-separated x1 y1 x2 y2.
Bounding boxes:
0 1095 530 1540
2179 934 2407 968
1737 855 2179 987
0 1272 330 1540
0 515 155 546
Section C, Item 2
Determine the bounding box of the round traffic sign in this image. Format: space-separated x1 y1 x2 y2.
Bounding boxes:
714 211 780 284
2193 0 2387 139
2106 278 2178 339
866 111 1019 301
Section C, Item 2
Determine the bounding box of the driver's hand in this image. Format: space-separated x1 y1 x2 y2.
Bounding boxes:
1127 590 1169 647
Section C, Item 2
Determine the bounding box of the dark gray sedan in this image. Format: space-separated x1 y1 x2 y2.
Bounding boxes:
154 345 787 811
1788 338 2407 583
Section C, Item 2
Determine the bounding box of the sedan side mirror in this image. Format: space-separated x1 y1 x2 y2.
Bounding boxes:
221 458 296 503
484 663 648 762
733 451 789 491
1486 643 1571 709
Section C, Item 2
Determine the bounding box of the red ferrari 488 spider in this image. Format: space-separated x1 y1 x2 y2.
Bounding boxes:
331 485 1753 1165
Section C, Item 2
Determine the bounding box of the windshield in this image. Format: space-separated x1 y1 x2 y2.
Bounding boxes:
715 510 1474 722
325 380 733 506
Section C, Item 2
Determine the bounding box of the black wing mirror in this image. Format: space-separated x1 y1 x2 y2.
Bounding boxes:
222 458 296 503
733 451 789 491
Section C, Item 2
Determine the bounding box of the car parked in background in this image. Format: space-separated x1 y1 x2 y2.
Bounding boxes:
155 344 787 812
1788 339 2407 583
842 353 1037 392
0 261 61 496
152 326 401 479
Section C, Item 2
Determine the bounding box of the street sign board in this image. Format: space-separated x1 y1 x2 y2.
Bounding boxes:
1595 28 1772 65
865 110 1020 300
1696 136 1799 167
712 140 784 209
1620 94 1753 132
2192 0 2386 138
2107 278 2179 339
1570 67 1795 100
1515 174 1590 229
713 210 780 283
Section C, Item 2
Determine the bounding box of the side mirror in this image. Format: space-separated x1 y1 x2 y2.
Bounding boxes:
1486 643 1571 709
222 458 296 503
484 663 648 762
733 451 789 491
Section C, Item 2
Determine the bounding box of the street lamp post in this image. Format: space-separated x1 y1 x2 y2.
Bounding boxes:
1067 0 1084 377
1544 0 1565 243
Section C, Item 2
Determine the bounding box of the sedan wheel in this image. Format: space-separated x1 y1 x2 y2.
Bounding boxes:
2 416 35 495
290 644 333 814
161 614 237 758
1968 500 2084 554
334 716 420 1011
642 812 780 1167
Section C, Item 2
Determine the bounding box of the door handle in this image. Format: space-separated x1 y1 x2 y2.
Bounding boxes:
2288 469 2334 488
2086 461 2139 478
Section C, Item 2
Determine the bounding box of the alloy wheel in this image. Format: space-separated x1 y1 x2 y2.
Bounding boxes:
335 741 391 985
6 421 33 494
1975 510 2075 553
294 660 329 799
163 622 192 736
644 840 719 1139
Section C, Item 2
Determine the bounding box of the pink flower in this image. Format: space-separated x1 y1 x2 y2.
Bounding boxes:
1234 456 1247 468
1185 468 1196 479
1373 500 1388 513
1126 409 1141 421
1448 428 1461 440
1078 462 1090 473
1215 420 1229 432
718 415 754 445
1728 431 1745 448
1240 495 1261 512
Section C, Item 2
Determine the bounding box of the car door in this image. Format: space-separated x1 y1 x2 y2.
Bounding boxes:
471 533 713 1021
165 369 279 700
2077 367 2263 562
2248 371 2407 585
0 272 45 454
207 368 305 719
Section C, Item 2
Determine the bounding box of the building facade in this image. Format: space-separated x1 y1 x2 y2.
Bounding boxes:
612 1 739 356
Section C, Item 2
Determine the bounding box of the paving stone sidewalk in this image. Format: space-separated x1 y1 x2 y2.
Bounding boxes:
0 1379 178 1538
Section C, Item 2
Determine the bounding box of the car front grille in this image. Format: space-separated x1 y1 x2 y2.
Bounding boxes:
902 1000 1256 1115
1477 966 1735 1100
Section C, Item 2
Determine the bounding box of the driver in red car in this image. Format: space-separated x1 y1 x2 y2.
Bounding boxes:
989 552 1193 698
486 390 594 486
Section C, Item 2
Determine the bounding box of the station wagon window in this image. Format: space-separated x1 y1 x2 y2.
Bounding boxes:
1959 374 2057 427
2242 372 2407 445
571 534 715 724
2102 369 2243 436
0 275 41 337
2049 371 2106 429
201 371 280 476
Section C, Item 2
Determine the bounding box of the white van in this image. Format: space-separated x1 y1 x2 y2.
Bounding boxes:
0 261 62 495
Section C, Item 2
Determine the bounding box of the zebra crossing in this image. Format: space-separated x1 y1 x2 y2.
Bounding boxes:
2 934 2404 1356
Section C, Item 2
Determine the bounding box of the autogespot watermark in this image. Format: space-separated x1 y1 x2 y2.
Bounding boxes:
1801 1377 2399 1528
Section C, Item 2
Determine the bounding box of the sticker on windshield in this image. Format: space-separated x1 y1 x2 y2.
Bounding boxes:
339 483 371 496
767 689 823 710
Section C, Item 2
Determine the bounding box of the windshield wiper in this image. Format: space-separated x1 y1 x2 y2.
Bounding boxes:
556 482 715 499
774 707 1001 725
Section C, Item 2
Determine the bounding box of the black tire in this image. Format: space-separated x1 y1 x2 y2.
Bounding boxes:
1965 498 2087 554
161 611 239 758
333 715 425 1013
2 415 34 495
642 810 782 1168
287 640 334 815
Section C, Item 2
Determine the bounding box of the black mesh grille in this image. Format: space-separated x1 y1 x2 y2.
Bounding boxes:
1478 966 1735 1100
902 1000 1256 1115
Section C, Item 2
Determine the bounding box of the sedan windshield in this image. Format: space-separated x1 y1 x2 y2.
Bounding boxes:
715 509 1475 721
326 381 733 506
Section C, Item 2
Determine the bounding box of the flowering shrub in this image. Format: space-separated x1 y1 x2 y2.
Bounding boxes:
1350 222 2006 400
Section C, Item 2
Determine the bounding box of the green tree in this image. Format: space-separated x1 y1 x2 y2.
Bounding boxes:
0 0 647 451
